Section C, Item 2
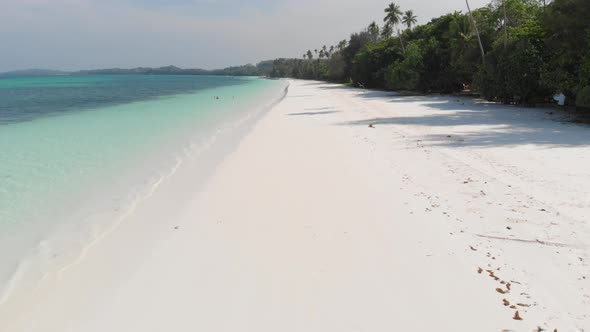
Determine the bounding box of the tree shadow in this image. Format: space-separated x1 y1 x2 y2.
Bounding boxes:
334 89 590 148
317 84 400 97
288 111 339 116
304 107 335 111
299 82 331 86
286 95 315 98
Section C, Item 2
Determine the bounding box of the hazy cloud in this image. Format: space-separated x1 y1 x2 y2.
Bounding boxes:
0 0 491 71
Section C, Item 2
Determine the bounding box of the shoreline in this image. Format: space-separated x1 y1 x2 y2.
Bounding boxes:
0 80 289 323
1 79 589 331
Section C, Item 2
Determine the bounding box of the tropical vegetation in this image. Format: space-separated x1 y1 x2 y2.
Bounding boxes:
269 0 590 108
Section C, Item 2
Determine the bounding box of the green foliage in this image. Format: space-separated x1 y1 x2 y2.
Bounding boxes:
385 42 423 90
352 39 402 88
577 86 590 109
384 3 403 27
580 54 590 90
368 22 381 42
326 53 346 82
402 10 418 30
476 39 549 104
475 4 551 104
268 0 590 108
342 31 372 80
543 0 590 99
400 13 477 93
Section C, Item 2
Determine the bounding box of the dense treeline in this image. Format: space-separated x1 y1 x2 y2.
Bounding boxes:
270 0 590 109
0 63 276 78
75 62 275 77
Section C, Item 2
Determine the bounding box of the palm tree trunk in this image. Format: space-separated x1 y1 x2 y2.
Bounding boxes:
397 28 406 54
502 0 508 50
465 0 485 65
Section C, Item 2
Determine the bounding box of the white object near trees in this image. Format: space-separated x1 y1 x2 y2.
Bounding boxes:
553 92 566 106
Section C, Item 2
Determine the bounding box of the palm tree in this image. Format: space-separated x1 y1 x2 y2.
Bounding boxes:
381 24 393 39
449 12 475 60
368 21 380 41
465 0 485 64
337 40 347 51
402 10 417 30
384 3 405 53
384 3 402 27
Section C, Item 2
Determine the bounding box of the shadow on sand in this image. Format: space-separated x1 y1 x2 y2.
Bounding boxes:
312 84 590 148
288 111 339 116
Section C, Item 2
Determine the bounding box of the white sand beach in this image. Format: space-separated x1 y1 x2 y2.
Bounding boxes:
1 80 589 331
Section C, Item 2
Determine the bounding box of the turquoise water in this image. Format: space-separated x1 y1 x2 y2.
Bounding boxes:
0 75 245 124
0 75 286 302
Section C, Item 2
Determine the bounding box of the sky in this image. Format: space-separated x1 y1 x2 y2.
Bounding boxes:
0 0 491 72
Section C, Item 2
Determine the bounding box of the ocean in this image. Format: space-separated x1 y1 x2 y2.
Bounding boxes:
0 74 287 304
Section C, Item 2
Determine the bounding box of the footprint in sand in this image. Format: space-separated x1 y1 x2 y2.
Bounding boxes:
512 310 523 320
496 288 509 294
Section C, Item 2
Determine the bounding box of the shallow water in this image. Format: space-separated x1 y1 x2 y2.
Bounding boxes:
0 74 286 302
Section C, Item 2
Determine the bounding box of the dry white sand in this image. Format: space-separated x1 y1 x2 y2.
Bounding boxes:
1 80 589 331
